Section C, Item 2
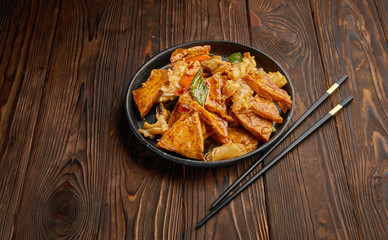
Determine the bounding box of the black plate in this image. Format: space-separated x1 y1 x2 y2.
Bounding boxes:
125 40 294 167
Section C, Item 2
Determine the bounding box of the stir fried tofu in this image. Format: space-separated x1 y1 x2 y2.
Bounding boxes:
133 46 293 161
227 127 259 152
133 69 169 118
157 110 204 160
205 126 259 161
168 92 194 127
276 101 289 114
202 122 215 139
243 74 292 109
234 110 274 143
205 74 232 120
251 95 283 123
190 101 228 141
170 45 211 66
227 108 242 128
211 126 258 152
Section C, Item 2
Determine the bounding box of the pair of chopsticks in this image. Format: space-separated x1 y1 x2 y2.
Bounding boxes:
197 74 352 228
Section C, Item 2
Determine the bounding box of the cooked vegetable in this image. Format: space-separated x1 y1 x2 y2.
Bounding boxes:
185 55 211 63
179 74 194 89
228 52 258 80
201 57 227 74
228 52 243 65
268 71 288 88
138 104 170 139
190 69 209 107
170 45 211 66
205 143 247 161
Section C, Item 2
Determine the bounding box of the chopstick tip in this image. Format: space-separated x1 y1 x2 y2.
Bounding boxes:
337 74 349 85
196 219 205 229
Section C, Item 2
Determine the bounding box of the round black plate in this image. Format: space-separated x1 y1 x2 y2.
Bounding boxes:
125 40 294 167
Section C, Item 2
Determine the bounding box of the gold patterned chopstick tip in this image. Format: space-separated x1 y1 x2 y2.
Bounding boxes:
329 104 343 116
326 83 340 94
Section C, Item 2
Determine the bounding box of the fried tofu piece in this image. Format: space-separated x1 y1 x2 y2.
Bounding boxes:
205 74 232 121
190 101 228 142
227 127 258 152
234 110 274 143
168 92 194 127
251 95 283 123
168 92 228 142
227 108 242 128
277 101 289 114
157 110 204 160
211 126 259 152
243 74 292 109
133 69 169 118
170 45 211 66
201 122 214 139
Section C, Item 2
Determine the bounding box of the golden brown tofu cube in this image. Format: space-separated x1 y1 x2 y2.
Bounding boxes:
234 110 274 143
276 101 289 114
227 127 259 152
190 101 228 141
205 74 232 121
168 92 194 128
251 94 283 123
157 110 204 160
133 69 169 118
243 74 292 109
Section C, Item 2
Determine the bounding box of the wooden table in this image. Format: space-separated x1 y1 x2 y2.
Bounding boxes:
0 0 387 239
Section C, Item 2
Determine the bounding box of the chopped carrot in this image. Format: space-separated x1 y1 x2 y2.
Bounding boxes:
179 74 194 89
185 55 211 63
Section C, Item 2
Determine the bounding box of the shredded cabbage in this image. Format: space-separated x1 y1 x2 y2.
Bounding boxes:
205 143 248 161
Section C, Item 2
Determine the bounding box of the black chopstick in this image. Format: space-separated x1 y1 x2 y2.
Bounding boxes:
197 96 353 228
209 74 348 210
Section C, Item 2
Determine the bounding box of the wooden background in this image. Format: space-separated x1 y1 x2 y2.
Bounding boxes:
0 0 387 239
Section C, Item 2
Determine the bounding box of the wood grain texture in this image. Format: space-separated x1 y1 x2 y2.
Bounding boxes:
247 0 360 239
10 0 109 238
0 0 61 239
310 0 388 238
0 0 387 239
122 0 270 239
374 0 388 40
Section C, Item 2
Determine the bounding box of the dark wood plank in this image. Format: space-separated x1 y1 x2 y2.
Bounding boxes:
1 0 385 239
374 0 388 39
8 0 112 238
310 0 388 238
116 0 270 239
175 1 271 239
247 0 360 239
95 1 186 239
0 0 61 239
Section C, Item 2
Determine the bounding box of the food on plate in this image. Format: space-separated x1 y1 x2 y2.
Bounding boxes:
132 69 169 118
251 95 283 123
132 45 292 161
157 109 205 160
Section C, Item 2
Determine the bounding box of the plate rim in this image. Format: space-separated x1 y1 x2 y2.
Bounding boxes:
125 40 294 167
